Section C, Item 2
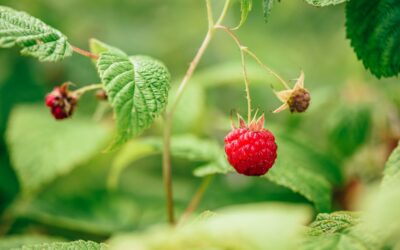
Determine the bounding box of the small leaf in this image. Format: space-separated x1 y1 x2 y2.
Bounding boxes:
6 105 110 193
263 0 276 22
382 142 400 188
13 240 108 250
307 211 361 236
304 0 348 6
233 0 253 30
97 51 170 149
89 39 125 56
346 0 400 78
0 6 72 61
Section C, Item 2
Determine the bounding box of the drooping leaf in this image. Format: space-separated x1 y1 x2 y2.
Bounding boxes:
346 0 400 78
0 235 63 250
13 240 108 250
109 203 311 250
382 142 400 188
0 6 72 61
304 0 348 6
234 0 253 30
263 0 276 22
6 105 110 193
97 51 170 149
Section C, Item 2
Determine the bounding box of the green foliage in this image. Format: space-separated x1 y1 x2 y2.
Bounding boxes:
0 235 63 250
262 0 276 22
0 6 72 61
304 0 348 6
346 0 400 78
97 51 170 149
89 39 124 57
13 240 108 250
327 105 371 158
307 211 360 236
234 0 253 29
109 203 311 250
5 105 110 193
382 142 400 187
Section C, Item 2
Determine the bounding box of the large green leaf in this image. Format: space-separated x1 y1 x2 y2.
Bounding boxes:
0 6 72 61
97 51 170 149
109 203 311 250
234 0 253 29
304 0 348 6
346 0 400 78
382 142 400 188
13 240 108 250
6 105 110 193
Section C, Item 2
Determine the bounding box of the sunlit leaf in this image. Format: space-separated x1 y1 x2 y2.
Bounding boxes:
234 0 253 29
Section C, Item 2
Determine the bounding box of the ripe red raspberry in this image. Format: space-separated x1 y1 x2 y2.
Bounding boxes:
45 83 78 120
224 114 277 176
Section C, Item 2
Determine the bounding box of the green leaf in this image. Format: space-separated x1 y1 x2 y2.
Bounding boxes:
263 0 276 22
13 240 108 250
302 212 376 250
6 105 110 193
307 211 361 236
234 0 253 30
89 39 125 56
382 142 400 188
97 51 170 149
109 203 311 250
327 105 371 158
0 6 72 61
304 0 348 6
0 235 63 250
346 0 400 78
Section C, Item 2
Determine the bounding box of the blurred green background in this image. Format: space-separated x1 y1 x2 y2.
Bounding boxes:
0 0 399 244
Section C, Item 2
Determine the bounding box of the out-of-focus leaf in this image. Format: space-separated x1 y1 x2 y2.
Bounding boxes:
234 0 253 30
97 51 170 149
89 39 125 56
302 211 376 250
0 6 72 61
327 105 371 158
109 203 311 250
263 0 276 22
6 105 110 193
382 142 400 188
0 235 63 250
346 0 400 78
304 0 348 6
13 240 108 250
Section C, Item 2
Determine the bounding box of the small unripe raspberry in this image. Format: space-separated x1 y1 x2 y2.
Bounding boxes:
287 88 310 113
224 114 277 176
44 83 78 120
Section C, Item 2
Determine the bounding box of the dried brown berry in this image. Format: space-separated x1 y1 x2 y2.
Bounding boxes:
287 88 310 113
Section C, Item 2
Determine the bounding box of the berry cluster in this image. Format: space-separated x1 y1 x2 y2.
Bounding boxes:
45 83 78 120
224 115 277 176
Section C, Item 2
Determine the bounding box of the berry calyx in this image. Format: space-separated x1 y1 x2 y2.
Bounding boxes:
224 114 277 176
45 83 78 120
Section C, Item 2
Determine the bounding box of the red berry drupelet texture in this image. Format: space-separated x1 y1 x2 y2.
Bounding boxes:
45 83 78 120
224 115 277 176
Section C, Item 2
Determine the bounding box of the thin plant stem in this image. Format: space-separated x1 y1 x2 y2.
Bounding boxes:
240 50 252 122
71 45 99 60
179 175 213 225
162 0 231 226
215 25 290 90
73 83 103 96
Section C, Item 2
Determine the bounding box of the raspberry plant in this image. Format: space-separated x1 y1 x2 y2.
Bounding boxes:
1 0 400 249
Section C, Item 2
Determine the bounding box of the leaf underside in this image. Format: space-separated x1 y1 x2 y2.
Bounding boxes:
346 0 400 78
0 6 72 61
13 240 108 250
305 0 348 6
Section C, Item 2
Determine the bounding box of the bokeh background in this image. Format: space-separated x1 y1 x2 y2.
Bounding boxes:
0 0 399 244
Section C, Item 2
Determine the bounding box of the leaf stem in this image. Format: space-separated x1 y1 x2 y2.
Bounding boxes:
71 45 99 60
73 83 103 96
178 175 213 225
162 0 231 226
214 25 290 90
